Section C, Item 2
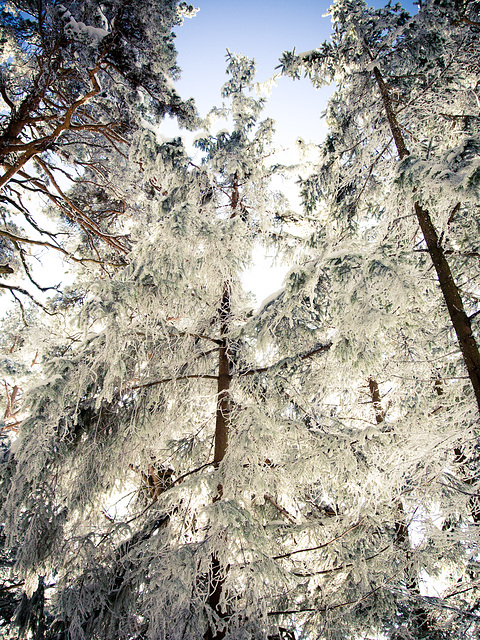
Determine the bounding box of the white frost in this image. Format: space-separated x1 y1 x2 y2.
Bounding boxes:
365 59 381 72
57 5 109 44
255 287 285 315
297 49 319 59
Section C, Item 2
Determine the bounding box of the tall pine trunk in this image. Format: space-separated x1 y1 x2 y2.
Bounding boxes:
213 283 232 469
205 176 239 639
372 66 480 413
205 283 231 640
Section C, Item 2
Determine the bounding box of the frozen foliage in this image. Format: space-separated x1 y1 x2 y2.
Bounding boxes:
0 0 198 302
1 1 480 639
0 54 336 640
56 5 110 44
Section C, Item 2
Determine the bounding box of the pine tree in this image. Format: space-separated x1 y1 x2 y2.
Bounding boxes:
276 0 480 636
0 0 198 297
280 0 480 410
0 53 335 640
3 2 480 638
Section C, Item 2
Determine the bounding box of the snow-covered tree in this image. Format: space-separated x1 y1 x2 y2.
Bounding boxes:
3 2 480 639
275 0 480 636
0 0 198 298
0 53 334 640
280 0 480 409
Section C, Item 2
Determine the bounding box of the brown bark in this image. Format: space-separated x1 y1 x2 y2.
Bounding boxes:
372 68 409 161
368 377 385 424
0 36 133 259
214 285 232 467
204 285 231 640
415 201 480 411
0 60 103 191
372 65 480 414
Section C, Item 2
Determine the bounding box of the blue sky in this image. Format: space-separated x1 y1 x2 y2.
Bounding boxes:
167 0 417 149
165 0 336 146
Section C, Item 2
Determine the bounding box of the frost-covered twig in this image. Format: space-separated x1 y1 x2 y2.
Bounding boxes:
236 342 332 377
292 544 391 577
0 283 53 314
273 517 366 560
264 494 296 524
131 373 218 390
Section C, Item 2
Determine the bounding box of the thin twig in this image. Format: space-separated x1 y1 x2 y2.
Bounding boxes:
0 229 125 266
1 283 53 314
131 374 218 391
273 517 366 560
264 494 296 524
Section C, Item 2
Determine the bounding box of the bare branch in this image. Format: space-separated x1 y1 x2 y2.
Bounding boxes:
0 282 53 314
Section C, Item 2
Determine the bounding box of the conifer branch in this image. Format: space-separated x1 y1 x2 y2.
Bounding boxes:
291 545 391 578
0 282 53 314
264 494 296 524
236 342 332 377
0 229 125 266
273 517 366 560
268 570 400 615
130 374 219 390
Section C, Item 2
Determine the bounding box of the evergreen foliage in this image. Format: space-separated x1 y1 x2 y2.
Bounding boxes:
0 0 198 295
1 1 480 639
276 0 480 636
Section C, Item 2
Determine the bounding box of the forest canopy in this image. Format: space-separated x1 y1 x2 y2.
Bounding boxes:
1 1 480 639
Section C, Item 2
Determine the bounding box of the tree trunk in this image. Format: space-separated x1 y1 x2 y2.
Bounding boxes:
204 282 232 640
415 202 480 411
213 283 232 468
205 172 243 638
372 66 480 414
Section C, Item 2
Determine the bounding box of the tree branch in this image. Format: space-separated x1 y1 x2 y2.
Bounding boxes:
0 282 53 313
291 545 390 577
264 494 296 524
273 517 365 560
236 342 332 377
130 374 219 390
0 229 126 267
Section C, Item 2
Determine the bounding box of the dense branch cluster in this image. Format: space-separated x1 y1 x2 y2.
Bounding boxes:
0 0 197 294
